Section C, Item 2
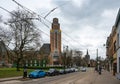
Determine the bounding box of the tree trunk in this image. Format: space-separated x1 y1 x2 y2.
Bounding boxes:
16 58 21 71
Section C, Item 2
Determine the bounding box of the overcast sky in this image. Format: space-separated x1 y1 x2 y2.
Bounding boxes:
0 0 120 59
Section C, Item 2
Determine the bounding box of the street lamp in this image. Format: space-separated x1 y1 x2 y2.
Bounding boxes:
96 49 98 70
63 45 68 73
103 44 110 71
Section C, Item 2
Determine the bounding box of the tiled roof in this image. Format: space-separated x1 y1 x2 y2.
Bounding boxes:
39 43 51 54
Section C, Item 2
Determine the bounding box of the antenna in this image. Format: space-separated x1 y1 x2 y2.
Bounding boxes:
44 2 69 19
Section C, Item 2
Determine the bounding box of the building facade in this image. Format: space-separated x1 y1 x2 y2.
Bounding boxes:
50 18 61 65
106 34 113 71
0 41 13 67
106 25 117 75
72 50 82 67
115 9 120 79
106 9 120 79
112 26 117 76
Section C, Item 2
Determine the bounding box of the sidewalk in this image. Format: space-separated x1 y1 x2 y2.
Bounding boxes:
0 76 22 82
94 70 120 84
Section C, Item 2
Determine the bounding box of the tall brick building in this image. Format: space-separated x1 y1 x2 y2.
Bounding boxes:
50 18 61 65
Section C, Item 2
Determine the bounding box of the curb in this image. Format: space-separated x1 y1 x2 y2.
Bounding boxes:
0 76 22 82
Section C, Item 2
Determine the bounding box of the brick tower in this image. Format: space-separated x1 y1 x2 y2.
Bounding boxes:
50 18 61 65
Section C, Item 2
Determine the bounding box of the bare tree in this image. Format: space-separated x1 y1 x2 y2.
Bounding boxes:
66 50 72 67
72 50 83 67
0 15 14 67
0 15 12 44
7 9 41 71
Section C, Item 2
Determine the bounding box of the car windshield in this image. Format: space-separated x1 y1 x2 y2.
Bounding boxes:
49 69 55 71
33 70 41 73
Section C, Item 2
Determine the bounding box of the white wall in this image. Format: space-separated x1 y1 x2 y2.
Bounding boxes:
117 50 120 73
117 21 120 73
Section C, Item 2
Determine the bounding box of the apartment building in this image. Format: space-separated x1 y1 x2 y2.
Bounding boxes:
106 9 120 79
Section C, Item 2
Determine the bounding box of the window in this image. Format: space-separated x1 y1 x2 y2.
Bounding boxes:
53 56 59 59
117 34 119 49
114 41 117 52
53 61 59 65
55 32 57 49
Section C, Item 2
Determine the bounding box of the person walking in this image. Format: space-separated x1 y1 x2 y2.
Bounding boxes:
99 66 102 75
23 66 27 78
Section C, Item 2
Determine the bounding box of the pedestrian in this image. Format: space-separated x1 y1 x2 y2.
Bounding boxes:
99 66 102 75
113 63 117 76
94 67 97 72
23 66 27 78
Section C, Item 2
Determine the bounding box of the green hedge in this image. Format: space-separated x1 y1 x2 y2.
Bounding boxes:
26 66 63 70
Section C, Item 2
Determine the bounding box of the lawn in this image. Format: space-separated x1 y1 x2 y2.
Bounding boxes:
0 68 33 78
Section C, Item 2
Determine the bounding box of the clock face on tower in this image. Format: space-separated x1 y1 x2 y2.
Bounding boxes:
52 18 60 30
53 18 58 23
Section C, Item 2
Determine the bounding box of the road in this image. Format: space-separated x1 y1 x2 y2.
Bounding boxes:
0 68 93 84
1 68 120 84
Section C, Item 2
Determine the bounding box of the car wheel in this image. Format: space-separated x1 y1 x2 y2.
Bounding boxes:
37 75 39 78
29 75 31 78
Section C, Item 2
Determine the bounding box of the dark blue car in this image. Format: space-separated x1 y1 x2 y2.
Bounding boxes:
46 68 59 76
29 70 46 78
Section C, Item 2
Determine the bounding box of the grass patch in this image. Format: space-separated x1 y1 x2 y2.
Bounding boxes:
0 68 33 78
0 67 61 78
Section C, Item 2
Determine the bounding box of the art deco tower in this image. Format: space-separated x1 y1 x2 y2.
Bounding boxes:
50 18 61 65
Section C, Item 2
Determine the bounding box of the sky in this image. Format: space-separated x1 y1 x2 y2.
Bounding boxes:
0 0 120 59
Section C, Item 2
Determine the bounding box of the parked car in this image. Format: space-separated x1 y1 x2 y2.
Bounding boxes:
47 68 59 76
80 67 87 72
59 69 65 74
29 70 46 78
75 68 79 72
70 68 75 72
65 68 71 73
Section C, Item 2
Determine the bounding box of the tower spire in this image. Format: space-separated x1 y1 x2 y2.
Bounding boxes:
85 49 90 67
87 49 89 55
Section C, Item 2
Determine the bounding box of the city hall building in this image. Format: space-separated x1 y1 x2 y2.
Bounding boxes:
24 18 62 66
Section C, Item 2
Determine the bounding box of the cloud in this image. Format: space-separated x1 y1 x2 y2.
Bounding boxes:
52 0 119 22
51 0 120 59
0 0 120 59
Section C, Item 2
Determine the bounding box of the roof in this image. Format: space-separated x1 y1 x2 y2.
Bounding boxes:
115 8 120 27
39 43 51 54
0 41 7 55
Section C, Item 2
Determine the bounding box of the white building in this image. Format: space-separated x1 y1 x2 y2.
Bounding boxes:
115 8 120 79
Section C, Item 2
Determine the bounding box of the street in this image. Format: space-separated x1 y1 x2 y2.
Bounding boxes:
0 68 120 84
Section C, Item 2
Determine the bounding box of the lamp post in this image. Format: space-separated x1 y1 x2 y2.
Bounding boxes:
63 45 68 73
63 46 66 74
96 49 98 71
103 43 110 71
